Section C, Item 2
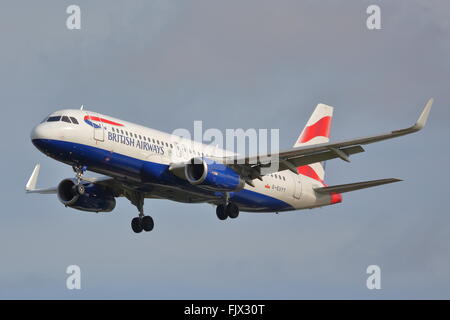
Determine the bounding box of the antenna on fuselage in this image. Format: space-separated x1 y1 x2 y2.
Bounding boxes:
80 104 84 111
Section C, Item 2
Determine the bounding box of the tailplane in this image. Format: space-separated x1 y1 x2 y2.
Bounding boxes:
314 178 402 194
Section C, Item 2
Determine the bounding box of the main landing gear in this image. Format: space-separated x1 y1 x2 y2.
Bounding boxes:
216 202 239 220
129 192 154 233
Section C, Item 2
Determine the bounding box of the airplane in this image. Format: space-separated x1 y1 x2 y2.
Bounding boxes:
26 99 433 233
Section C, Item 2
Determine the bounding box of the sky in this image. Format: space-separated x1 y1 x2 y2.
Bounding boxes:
0 0 449 299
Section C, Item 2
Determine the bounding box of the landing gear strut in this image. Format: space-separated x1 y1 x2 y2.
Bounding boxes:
216 202 239 220
72 165 87 195
128 192 154 233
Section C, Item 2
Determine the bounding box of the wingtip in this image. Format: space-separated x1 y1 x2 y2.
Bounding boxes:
25 163 41 191
413 98 433 131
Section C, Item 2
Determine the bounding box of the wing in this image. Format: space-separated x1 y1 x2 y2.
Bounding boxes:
221 99 433 184
25 164 218 204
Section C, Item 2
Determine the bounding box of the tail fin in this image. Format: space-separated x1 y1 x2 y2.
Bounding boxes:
293 103 334 182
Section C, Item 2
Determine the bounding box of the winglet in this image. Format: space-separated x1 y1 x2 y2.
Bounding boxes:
412 98 433 131
25 164 41 192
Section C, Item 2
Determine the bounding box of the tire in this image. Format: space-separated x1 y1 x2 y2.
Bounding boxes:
226 203 239 219
76 184 85 195
131 217 143 233
141 216 154 232
216 204 227 220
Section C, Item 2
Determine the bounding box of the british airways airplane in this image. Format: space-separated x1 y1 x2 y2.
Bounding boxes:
26 99 433 233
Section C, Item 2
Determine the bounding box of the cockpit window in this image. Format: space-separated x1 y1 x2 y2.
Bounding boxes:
46 115 80 124
47 116 61 122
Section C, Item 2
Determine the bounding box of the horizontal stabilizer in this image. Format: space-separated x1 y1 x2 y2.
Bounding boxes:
314 178 402 194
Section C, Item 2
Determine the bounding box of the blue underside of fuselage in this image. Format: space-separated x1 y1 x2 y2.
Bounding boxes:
32 139 294 212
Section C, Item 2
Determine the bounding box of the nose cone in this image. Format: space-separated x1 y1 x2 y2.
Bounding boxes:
30 123 45 141
30 123 53 154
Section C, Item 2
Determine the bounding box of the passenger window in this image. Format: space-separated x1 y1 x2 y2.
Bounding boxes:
61 116 71 123
139 135 142 140
121 130 124 135
69 117 79 124
125 131 128 136
170 144 173 148
47 116 61 122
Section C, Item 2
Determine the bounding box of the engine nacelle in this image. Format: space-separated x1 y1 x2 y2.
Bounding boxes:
185 157 244 192
57 179 116 213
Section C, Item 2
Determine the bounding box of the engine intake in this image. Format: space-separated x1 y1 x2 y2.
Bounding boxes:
185 157 244 192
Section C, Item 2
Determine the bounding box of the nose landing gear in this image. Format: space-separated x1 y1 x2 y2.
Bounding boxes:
73 165 87 184
70 165 88 195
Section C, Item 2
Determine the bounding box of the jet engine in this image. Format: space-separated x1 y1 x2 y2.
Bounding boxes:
57 179 116 213
185 157 244 192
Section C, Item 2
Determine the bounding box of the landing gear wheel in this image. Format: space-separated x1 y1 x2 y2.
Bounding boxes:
216 204 227 220
76 184 85 195
141 216 154 232
226 203 239 219
131 217 143 233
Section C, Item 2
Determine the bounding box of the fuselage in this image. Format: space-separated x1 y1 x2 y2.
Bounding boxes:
31 109 339 213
